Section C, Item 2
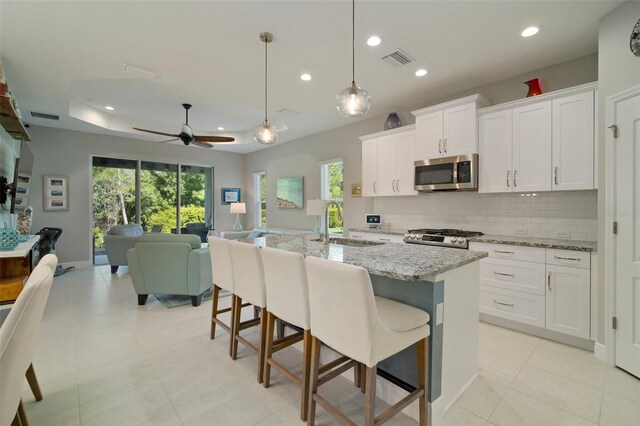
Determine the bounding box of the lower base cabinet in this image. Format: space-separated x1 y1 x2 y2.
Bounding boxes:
546 265 591 339
480 285 546 327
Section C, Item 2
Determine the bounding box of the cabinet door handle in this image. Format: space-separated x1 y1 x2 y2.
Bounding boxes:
554 167 559 185
554 255 581 262
506 170 510 187
494 271 515 277
373 181 377 193
352 235 362 239
547 272 552 291
493 300 514 307
438 139 442 154
444 138 448 153
379 238 391 242
494 250 514 255
513 170 518 187
396 179 400 192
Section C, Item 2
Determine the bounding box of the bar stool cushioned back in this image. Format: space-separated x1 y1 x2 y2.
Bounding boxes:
209 236 234 292
229 241 266 308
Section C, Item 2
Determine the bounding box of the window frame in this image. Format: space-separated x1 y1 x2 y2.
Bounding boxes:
253 171 267 227
320 158 344 235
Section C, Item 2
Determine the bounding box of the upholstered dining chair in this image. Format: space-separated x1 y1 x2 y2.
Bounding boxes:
0 265 54 426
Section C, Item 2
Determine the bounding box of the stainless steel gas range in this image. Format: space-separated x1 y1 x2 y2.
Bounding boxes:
403 228 483 249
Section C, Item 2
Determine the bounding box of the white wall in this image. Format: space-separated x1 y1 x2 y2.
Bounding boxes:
596 1 640 343
245 53 598 233
27 126 246 264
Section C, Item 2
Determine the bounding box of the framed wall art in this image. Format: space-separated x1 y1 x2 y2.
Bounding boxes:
44 175 69 211
221 187 241 205
276 177 304 209
351 183 362 197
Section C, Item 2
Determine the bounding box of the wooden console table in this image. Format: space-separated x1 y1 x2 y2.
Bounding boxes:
0 236 39 304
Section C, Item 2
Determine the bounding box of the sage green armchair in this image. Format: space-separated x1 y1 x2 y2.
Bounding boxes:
127 234 212 307
104 224 144 273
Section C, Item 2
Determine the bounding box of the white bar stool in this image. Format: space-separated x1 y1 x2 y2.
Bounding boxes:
305 256 431 426
228 240 268 383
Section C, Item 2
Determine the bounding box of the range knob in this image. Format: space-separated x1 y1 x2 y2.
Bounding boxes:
458 238 466 245
412 234 420 240
404 233 411 239
451 237 459 243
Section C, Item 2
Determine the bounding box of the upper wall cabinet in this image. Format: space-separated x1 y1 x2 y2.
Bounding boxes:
479 83 596 193
413 94 490 160
360 125 417 198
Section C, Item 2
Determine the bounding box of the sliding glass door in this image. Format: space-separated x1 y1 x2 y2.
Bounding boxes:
140 161 179 233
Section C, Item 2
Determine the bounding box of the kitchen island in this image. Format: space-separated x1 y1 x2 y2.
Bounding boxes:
251 234 487 425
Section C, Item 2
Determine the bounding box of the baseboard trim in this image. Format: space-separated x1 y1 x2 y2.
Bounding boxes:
594 342 606 363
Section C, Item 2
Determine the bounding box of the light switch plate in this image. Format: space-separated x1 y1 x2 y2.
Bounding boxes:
515 228 529 236
436 303 444 325
555 231 571 239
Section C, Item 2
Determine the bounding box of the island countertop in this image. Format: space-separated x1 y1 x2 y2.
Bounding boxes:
251 234 487 281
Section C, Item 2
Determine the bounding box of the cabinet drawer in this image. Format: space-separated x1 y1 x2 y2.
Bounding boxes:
546 249 590 269
350 231 404 244
480 285 546 327
479 258 546 296
470 242 545 263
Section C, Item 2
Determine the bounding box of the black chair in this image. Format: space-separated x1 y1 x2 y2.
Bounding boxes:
36 227 63 261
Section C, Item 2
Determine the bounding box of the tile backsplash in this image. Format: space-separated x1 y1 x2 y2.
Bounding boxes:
374 190 598 241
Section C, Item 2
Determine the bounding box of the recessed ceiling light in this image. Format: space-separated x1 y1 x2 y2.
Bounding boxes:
415 68 428 77
217 127 224 131
300 73 312 81
521 26 540 37
367 36 381 47
104 106 114 111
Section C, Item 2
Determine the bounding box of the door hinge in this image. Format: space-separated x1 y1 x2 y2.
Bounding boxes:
613 221 618 234
612 317 618 330
607 124 618 138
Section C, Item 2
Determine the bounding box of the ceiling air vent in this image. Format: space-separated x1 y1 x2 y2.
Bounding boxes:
30 111 59 121
381 49 414 68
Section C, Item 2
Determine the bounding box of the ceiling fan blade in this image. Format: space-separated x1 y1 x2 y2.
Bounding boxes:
132 127 180 138
192 141 214 149
194 135 235 143
158 138 179 143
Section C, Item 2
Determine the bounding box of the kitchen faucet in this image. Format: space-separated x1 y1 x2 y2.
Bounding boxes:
323 200 342 244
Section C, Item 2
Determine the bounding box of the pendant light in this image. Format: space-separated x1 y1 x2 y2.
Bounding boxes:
254 32 278 145
336 0 371 117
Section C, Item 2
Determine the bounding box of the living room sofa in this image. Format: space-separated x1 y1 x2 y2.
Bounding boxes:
104 224 144 273
127 234 212 307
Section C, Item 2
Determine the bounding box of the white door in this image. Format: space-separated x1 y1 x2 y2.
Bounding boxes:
546 265 591 339
361 138 378 197
415 111 443 160
479 110 513 193
443 102 478 156
395 130 418 196
552 91 594 191
512 101 552 192
376 135 398 196
614 88 640 377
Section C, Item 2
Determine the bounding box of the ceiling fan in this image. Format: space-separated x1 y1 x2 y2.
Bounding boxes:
133 103 235 149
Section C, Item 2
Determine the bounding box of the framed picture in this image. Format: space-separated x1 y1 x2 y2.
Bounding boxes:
44 175 69 211
16 174 31 185
221 187 241 205
351 183 362 197
277 177 304 209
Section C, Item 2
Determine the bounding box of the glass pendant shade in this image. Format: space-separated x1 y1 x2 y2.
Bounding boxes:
336 82 371 117
254 120 278 145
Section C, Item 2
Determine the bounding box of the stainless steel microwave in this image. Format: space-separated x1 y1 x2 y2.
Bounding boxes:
414 154 478 192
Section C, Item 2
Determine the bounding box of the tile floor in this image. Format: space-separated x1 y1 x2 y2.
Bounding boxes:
20 265 640 426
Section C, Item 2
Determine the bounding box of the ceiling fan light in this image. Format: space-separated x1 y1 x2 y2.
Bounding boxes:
336 82 371 117
254 120 278 145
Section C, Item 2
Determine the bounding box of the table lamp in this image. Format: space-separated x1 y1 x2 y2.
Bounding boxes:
230 202 246 232
306 199 327 236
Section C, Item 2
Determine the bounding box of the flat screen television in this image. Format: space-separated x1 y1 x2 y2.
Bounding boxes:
9 141 34 213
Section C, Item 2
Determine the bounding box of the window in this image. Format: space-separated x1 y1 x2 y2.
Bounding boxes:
320 159 344 235
253 171 267 227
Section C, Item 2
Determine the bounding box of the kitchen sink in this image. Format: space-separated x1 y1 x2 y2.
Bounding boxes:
310 237 385 247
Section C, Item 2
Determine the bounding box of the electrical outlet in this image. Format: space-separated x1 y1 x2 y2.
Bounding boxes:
515 228 529 236
555 231 571 239
436 303 444 325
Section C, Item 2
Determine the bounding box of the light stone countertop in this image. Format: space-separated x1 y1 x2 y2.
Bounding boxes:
468 235 597 252
349 227 407 236
250 234 487 282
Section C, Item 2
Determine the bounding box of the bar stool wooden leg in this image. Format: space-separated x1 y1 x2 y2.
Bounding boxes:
300 330 312 422
360 363 366 393
364 365 377 426
417 337 429 426
210 285 220 340
257 307 267 384
263 311 276 388
231 295 242 360
276 319 285 339
354 362 361 388
307 336 322 426
15 399 29 426
25 364 42 401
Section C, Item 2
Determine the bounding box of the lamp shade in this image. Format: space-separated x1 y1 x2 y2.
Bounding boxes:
230 202 246 214
306 199 327 216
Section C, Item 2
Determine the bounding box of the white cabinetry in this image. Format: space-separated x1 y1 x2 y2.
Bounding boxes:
478 83 596 193
470 241 593 341
350 231 405 244
359 126 417 198
413 95 489 160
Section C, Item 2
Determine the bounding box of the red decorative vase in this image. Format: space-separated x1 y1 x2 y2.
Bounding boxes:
524 78 543 97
